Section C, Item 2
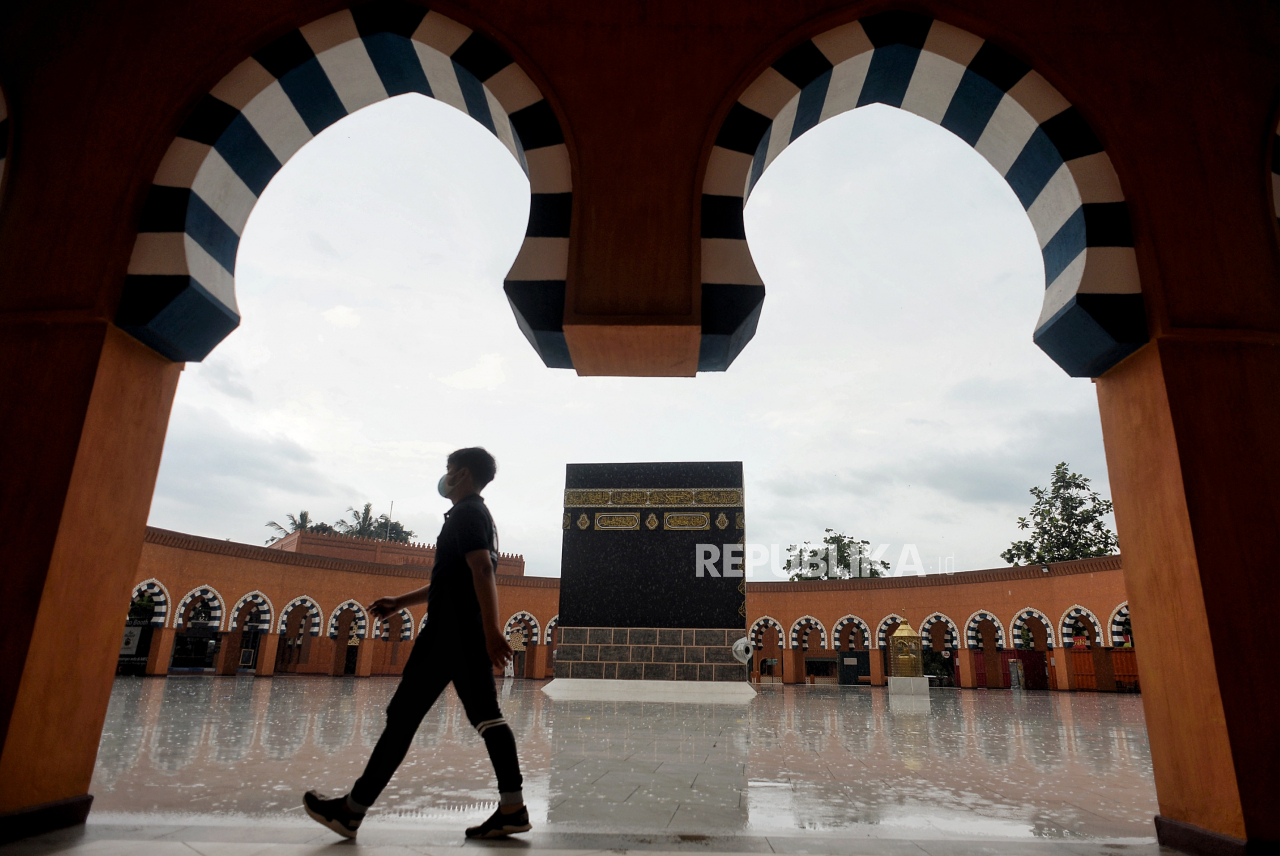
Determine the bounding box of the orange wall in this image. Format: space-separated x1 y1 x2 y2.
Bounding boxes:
270 530 525 576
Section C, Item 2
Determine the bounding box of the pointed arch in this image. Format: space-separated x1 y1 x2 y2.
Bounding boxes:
229 591 275 631
1010 607 1056 649
875 613 907 648
544 614 559 644
130 579 171 628
419 612 430 633
503 611 540 642
1109 601 1131 646
120 2 573 369
1060 604 1104 648
918 612 959 649
964 610 1007 649
700 10 1143 376
788 615 827 649
278 595 323 636
375 607 415 641
749 616 785 650
831 614 871 650
328 600 369 639
174 585 226 630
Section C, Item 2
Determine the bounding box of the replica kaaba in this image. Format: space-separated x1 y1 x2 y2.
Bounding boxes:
556 462 747 681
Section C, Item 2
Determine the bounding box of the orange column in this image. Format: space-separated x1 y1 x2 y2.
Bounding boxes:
526 643 547 679
1050 649 1070 691
255 634 280 677
955 648 977 688
213 632 240 675
354 639 375 677
1097 339 1280 848
782 648 804 684
868 647 885 687
0 326 180 826
145 628 175 676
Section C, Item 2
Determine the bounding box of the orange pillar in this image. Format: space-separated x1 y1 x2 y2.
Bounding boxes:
1093 647 1117 693
255 634 280 677
145 628 176 676
213 632 240 676
955 648 977 688
868 647 885 687
1097 339 1280 849
782 648 804 684
0 326 180 831
354 639 375 677
526 643 547 679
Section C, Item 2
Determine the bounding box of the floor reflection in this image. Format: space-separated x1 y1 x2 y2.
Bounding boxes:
90 678 1156 839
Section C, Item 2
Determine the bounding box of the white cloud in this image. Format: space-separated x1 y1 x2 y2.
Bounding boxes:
322 305 361 328
438 353 506 390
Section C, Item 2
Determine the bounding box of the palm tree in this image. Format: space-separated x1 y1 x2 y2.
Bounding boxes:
266 511 317 544
337 503 380 539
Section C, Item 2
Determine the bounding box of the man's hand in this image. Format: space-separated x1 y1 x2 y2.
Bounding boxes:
368 596 399 619
485 626 514 670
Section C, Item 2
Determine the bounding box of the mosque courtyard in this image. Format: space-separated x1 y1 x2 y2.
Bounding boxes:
2 677 1163 856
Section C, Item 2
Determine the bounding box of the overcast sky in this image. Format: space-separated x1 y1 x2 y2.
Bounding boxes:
147 94 1112 577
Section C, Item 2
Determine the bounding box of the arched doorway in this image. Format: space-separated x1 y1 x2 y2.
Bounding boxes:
503 611 541 678
749 617 785 683
170 586 225 672
1010 608 1055 690
327 601 369 676
275 596 322 674
117 580 169 676
918 613 958 687
832 615 871 686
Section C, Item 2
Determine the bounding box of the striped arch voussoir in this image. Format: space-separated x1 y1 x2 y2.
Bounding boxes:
831 614 871 650
328 601 369 639
789 615 827 649
278 596 322 636
964 610 1006 649
701 11 1145 377
504 611 540 642
1109 602 1131 646
174 585 226 630
918 612 959 649
1011 607 1056 649
749 616 785 650
131 579 171 627
122 3 573 370
376 607 415 641
1060 604 1104 648
875 614 907 649
229 591 274 631
544 614 559 644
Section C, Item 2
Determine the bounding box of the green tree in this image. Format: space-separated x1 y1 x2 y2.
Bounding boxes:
337 503 415 543
785 530 887 581
1001 462 1119 565
266 510 327 544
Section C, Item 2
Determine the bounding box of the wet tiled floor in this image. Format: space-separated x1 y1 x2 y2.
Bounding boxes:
74 676 1159 852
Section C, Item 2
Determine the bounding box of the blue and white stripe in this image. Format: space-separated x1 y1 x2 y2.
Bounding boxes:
701 11 1144 377
918 612 959 649
749 616 785 650
174 586 225 630
1011 607 1056 650
122 3 572 369
504 611 540 643
544 614 559 644
964 610 1006 649
131 579 170 628
1060 604 1103 648
875 613 908 649
831 614 870 650
229 591 275 632
789 615 827 649
377 607 415 640
278 595 323 636
328 600 369 639
1109 602 1131 646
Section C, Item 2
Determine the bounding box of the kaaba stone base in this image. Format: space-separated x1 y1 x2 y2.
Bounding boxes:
554 627 746 681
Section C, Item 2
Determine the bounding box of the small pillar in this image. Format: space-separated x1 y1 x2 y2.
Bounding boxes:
1093 646 1117 692
354 639 374 677
956 648 977 688
783 648 804 684
526 643 548 679
1053 648 1075 690
213 632 240 675
256 633 280 677
145 627 175 675
868 646 885 687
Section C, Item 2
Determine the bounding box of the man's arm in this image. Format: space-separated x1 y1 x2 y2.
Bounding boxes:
368 583 430 620
467 548 513 669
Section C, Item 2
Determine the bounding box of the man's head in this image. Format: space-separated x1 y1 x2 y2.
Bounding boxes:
443 447 497 500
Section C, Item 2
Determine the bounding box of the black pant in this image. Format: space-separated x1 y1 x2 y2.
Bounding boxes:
351 618 522 807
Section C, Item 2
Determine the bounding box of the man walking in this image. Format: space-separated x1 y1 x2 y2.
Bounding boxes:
303 447 529 840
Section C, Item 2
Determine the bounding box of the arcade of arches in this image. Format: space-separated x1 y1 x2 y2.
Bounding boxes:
2 2 1278 854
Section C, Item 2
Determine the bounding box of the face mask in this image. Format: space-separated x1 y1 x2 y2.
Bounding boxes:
437 473 452 498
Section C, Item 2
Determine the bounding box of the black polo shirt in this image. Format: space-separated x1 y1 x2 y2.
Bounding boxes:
427 494 497 622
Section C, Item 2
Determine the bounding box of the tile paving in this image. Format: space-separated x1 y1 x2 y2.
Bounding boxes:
3 677 1172 856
